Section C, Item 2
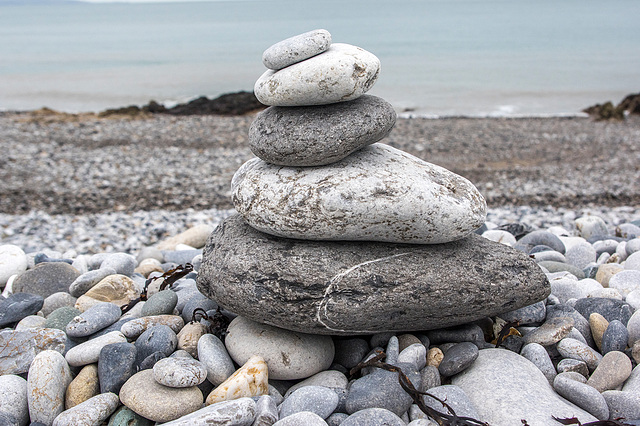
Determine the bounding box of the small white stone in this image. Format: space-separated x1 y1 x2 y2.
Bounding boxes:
153 357 207 388
0 375 29 426
64 331 127 367
262 29 332 70
481 230 517 246
52 392 119 426
27 350 73 425
575 216 608 239
0 244 28 287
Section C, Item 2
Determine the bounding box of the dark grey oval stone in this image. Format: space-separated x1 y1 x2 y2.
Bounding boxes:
98 342 136 394
0 293 44 327
66 302 121 338
574 298 634 326
601 320 629 354
438 342 479 377
515 231 566 254
12 262 80 298
248 95 396 166
134 325 177 368
141 290 178 317
333 338 370 369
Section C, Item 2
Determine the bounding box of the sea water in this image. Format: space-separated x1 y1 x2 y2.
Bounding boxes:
0 0 639 116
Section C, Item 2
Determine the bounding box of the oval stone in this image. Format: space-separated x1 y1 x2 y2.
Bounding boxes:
262 29 331 70
254 43 380 106
153 357 207 388
232 143 486 244
248 95 396 166
27 350 73 425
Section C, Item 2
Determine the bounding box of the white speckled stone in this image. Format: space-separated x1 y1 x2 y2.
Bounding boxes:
65 331 127 367
161 397 257 426
27 350 73 426
255 43 379 106
608 270 640 297
262 29 331 70
481 230 517 246
556 337 603 371
575 216 608 239
52 392 119 426
232 143 486 244
225 316 334 380
205 355 269 405
0 244 28 287
153 357 207 388
0 374 29 426
120 314 184 339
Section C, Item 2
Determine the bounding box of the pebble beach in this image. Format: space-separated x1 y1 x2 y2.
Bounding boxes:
2 30 640 426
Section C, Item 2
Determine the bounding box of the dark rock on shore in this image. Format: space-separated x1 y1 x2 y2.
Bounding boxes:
583 92 640 120
196 215 550 335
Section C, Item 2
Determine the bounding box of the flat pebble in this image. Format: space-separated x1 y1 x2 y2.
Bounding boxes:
520 342 557 385
66 302 121 337
98 342 136 394
438 342 479 377
423 385 480 419
601 319 629 354
27 350 73 425
13 262 80 299
279 385 339 420
398 343 427 371
100 253 137 276
553 372 609 420
0 244 28 286
574 297 634 326
284 370 348 398
120 369 203 423
557 358 589 378
52 392 119 426
272 411 329 426
420 365 441 392
575 215 608 239
602 390 640 421
0 292 44 327
0 328 66 375
65 330 127 367
341 408 404 426
628 310 640 347
514 230 565 254
262 29 331 70
626 251 640 270
608 270 640 297
197 333 236 386
546 304 595 346
161 397 257 426
75 274 138 312
565 242 597 269
120 314 184 339
140 289 177 316
498 300 546 325
68 268 116 298
65 364 99 409
522 316 574 346
153 357 207 388
587 350 632 392
0 374 28 426
557 337 603 371
539 261 585 278
481 229 517 246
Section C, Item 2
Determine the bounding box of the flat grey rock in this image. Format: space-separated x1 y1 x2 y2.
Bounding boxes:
423 385 480 420
69 267 116 297
248 96 396 166
98 342 136 394
262 29 331 70
0 292 44 327
197 334 235 386
0 374 28 426
279 385 339 420
451 348 597 426
0 328 66 375
12 262 80 298
65 301 121 337
553 373 609 420
197 215 550 335
556 338 603 371
255 43 379 106
438 342 478 377
232 143 486 244
602 390 640 421
341 408 405 426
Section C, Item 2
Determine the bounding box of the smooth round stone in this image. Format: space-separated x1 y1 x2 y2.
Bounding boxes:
557 358 589 378
438 342 478 377
255 42 380 106
626 310 640 347
42 292 77 317
177 321 207 358
602 390 640 421
587 350 632 392
121 315 184 339
522 316 574 346
0 292 44 327
627 238 640 255
272 411 329 426
553 373 609 420
626 290 640 310
617 223 640 239
0 244 28 286
341 408 405 426
66 302 121 338
426 347 444 368
397 334 423 351
565 242 597 269
205 355 269 405
53 392 119 426
262 29 331 70
532 250 566 263
538 261 586 279
249 95 396 167
284 370 348 398
233 143 486 244
573 297 633 326
120 369 203 423
499 300 547 325
141 289 178 316
520 343 557 385
279 386 339 420
596 263 624 286
0 375 28 426
589 312 609 350
197 333 236 386
481 229 517 246
420 365 441 392
65 331 127 367
75 274 138 312
27 350 73 425
100 253 137 276
398 343 427 371
13 262 80 298
452 348 597 425
107 406 153 426
601 320 629 354
514 231 566 254
98 342 137 394
225 316 334 380
135 258 164 277
66 364 99 409
587 287 622 300
550 278 588 303
593 239 619 256
625 251 640 271
575 216 608 239
134 325 177 367
333 338 370 369
609 270 640 297
181 296 217 323
153 357 207 388
161 398 257 426
163 249 202 266
139 351 166 370
68 268 117 298
557 337 603 371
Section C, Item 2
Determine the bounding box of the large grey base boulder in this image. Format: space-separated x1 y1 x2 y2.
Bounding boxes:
196 215 550 335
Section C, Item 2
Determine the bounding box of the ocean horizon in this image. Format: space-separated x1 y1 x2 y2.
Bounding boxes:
1 0 639 116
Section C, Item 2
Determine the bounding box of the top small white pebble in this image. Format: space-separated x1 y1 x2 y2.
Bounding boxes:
262 29 332 70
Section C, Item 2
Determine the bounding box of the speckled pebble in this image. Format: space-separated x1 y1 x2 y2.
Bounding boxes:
498 300 547 325
601 319 629 354
272 411 329 426
341 408 405 426
65 364 100 409
279 385 339 420
161 397 257 426
553 372 609 420
52 392 119 426
27 350 73 425
609 270 640 297
107 406 153 426
520 342 557 385
120 314 184 339
557 337 603 371
587 350 632 392
99 253 137 276
65 302 121 338
284 370 348 398
557 358 589 378
98 342 137 394
153 357 207 388
333 338 369 369
42 292 77 317
0 374 28 426
0 328 67 375
140 289 177 316
176 321 207 358
68 268 117 298
0 292 44 328
522 316 574 346
602 390 640 421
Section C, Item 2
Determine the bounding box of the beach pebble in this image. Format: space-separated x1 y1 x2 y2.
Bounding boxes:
423 385 480 419
253 395 278 426
532 250 566 263
625 251 640 271
134 324 177 367
438 342 478 377
43 307 79 331
546 304 594 346
0 244 28 287
99 253 136 276
553 373 609 420
574 297 633 326
481 229 517 246
0 374 28 426
522 316 573 346
68 268 116 298
176 321 207 357
120 314 184 339
565 242 597 269
255 43 379 106
161 397 257 426
205 355 269 405
0 328 66 375
514 230 565 254
279 385 339 420
65 364 99 409
141 289 177 316
273 411 329 426
333 338 370 369
98 342 136 394
596 263 624 286
520 343 557 385
419 365 441 392
0 292 44 327
27 350 73 425
197 333 236 386
452 348 597 425
120 369 203 423
284 370 348 398
163 249 201 266
42 292 77 316
153 357 207 388
398 343 427 370
53 392 119 426
627 238 640 255
426 323 486 346
262 29 331 70
589 312 609 350
587 350 632 392
75 274 138 312
557 337 603 371
602 390 640 421
341 408 404 426
626 290 640 310
107 406 154 426
575 216 608 239
248 95 396 167
225 316 334 380
13 262 80 298
181 295 217 323
65 330 127 367
557 358 589 378
134 258 163 277
233 143 485 244
601 319 629 354
539 261 585 278
626 310 640 346
156 224 214 251
608 270 640 297
65 301 121 337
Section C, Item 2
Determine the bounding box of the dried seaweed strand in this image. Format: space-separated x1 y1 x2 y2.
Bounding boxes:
552 417 634 426
494 320 520 348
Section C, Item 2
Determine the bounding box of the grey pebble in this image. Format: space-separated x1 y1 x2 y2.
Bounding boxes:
181 295 217 323
426 324 485 347
12 262 80 298
65 330 127 367
385 336 400 365
326 413 349 426
0 328 66 375
438 342 479 377
279 385 339 420
100 253 136 276
272 411 328 426
553 372 609 420
557 358 589 378
0 292 44 327
498 300 546 325
66 302 121 338
515 230 566 254
284 370 348 398
522 316 574 346
253 395 278 426
341 408 405 426
398 343 427 371
69 267 116 298
520 343 557 385
107 406 154 426
139 351 167 370
420 365 441 392
160 397 256 426
162 249 201 265
197 333 235 386
573 297 634 326
98 342 136 394
626 238 640 255
565 242 597 269
141 289 178 316
423 385 480 419
262 29 331 70
531 250 566 263
41 292 77 317
556 338 603 371
0 374 28 426
546 304 595 347
333 338 369 369
601 320 629 354
51 392 119 426
602 390 640 421
539 261 586 278
153 357 207 388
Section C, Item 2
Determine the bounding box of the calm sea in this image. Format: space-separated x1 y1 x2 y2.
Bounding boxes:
1 0 639 116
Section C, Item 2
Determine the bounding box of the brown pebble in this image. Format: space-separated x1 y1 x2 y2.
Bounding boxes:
586 351 632 392
427 347 444 368
595 264 623 287
632 341 640 364
589 312 609 350
397 334 422 352
65 364 99 409
523 316 574 346
177 322 208 358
